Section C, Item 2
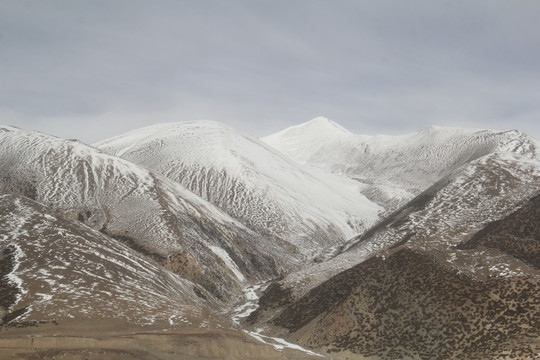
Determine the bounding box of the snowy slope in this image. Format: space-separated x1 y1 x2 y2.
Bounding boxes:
251 151 540 309
246 150 540 358
250 151 540 359
0 193 219 325
0 126 294 302
0 194 311 360
96 121 382 257
263 117 540 210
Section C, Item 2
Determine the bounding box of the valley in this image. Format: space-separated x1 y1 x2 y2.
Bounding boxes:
1 118 539 359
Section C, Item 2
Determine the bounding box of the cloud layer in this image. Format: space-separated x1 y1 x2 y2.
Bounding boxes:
1 0 539 141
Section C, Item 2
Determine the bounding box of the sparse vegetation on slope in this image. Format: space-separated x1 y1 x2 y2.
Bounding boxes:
275 248 539 359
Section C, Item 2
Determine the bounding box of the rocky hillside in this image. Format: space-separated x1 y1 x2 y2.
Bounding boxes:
0 193 218 327
458 193 540 269
272 248 539 359
247 149 540 359
0 196 318 360
251 151 540 305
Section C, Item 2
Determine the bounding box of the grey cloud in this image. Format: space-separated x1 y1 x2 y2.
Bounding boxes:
1 0 539 142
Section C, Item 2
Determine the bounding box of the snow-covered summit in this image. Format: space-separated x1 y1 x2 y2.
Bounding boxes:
96 120 382 258
280 116 353 137
263 119 539 210
97 121 249 175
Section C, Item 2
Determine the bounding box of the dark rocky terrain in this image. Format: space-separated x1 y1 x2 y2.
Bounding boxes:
269 248 539 359
458 193 540 269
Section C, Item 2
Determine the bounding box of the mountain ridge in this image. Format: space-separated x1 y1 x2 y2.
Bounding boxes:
0 125 295 303
1 119 539 359
96 120 382 259
262 118 539 212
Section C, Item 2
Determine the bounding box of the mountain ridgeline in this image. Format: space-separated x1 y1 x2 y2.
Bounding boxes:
0 118 539 359
95 121 382 258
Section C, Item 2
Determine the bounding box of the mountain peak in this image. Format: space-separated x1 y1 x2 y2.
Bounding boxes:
263 118 353 145
304 116 337 126
296 117 352 135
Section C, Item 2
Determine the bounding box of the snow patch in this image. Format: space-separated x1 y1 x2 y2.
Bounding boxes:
3 242 27 307
208 246 246 282
231 283 266 324
246 329 323 357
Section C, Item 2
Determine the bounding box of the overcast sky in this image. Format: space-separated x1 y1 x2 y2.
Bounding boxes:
1 0 539 142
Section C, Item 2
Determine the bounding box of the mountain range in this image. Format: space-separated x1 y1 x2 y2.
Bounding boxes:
96 120 382 259
1 118 538 359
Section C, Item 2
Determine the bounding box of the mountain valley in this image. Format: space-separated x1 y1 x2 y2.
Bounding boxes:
1 118 538 359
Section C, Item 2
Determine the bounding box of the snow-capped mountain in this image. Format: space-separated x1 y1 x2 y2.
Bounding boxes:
263 117 539 210
96 121 382 258
0 126 294 302
1 119 539 360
